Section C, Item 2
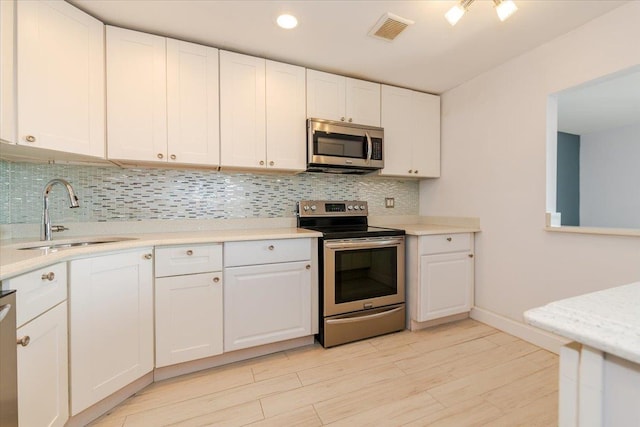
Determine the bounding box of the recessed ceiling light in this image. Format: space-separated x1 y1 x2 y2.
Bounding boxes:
277 14 298 30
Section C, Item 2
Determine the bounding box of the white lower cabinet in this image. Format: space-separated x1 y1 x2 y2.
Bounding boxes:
408 233 474 324
155 243 224 368
224 261 312 351
16 302 68 427
68 249 154 415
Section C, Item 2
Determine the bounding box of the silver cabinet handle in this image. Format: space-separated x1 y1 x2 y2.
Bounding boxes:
259 160 265 166
446 237 452 242
268 245 274 251
365 131 372 163
340 117 345 121
468 254 474 258
41 272 55 281
144 253 153 260
408 169 413 174
25 135 36 142
213 277 220 283
348 118 353 123
414 170 418 174
269 161 274 166
306 265 311 270
157 153 164 159
17 336 30 347
170 154 176 160
186 250 193 256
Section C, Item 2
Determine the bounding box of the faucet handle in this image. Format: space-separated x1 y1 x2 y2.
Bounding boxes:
51 225 69 233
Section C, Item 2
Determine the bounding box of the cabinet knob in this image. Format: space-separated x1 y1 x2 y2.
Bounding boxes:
213 277 220 283
408 169 413 174
268 245 274 251
348 118 353 123
17 336 30 347
170 154 176 160
41 272 55 281
414 170 418 174
259 160 265 166
446 237 452 242
340 117 345 121
144 253 153 260
25 135 36 143
269 161 274 166
306 264 311 270
468 254 474 258
186 250 193 256
157 153 164 159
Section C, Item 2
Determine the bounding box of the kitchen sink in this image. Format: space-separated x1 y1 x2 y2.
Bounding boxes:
17 236 138 251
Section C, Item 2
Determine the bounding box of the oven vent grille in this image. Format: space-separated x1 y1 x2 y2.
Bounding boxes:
368 13 414 42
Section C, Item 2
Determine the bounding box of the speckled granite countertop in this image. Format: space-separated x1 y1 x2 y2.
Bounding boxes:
524 282 640 364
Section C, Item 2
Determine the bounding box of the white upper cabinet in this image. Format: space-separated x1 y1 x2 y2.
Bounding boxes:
106 26 167 163
16 0 104 157
307 69 381 126
166 39 220 166
220 50 266 169
107 27 220 167
0 0 16 144
220 51 306 172
380 85 440 178
265 59 306 171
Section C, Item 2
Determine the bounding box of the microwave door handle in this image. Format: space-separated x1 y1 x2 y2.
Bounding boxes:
365 131 372 163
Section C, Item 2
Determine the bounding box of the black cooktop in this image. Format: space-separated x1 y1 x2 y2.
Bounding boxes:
301 224 405 239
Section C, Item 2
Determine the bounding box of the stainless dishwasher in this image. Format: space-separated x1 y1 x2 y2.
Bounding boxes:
0 290 18 427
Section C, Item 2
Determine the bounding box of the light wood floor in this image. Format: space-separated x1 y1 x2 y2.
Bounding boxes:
89 319 558 426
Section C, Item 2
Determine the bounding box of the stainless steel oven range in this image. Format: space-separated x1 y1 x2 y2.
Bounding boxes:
297 200 406 347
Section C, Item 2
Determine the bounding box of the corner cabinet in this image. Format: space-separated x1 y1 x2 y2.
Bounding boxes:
223 239 315 352
219 51 306 172
380 85 440 178
155 244 223 367
107 27 220 167
306 69 381 127
3 0 104 157
68 249 154 415
407 233 474 329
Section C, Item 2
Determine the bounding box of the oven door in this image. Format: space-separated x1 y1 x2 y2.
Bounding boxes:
323 236 405 317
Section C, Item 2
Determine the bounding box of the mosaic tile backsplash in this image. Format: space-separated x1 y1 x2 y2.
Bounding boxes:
0 160 418 224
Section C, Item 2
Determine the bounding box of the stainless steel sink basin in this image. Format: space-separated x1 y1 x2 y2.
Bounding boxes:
17 237 138 251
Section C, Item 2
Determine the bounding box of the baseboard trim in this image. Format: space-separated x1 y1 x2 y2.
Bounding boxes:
470 307 569 354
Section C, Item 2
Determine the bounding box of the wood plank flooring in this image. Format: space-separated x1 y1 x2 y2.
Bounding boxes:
89 319 558 426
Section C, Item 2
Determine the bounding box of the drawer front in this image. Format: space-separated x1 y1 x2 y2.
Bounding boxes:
419 233 472 255
155 244 223 277
5 263 67 327
224 238 311 267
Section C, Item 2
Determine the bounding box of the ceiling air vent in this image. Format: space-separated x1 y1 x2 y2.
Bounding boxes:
368 12 414 42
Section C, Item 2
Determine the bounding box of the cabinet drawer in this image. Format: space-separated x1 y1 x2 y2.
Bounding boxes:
5 263 67 327
224 238 311 267
419 233 472 255
155 244 223 277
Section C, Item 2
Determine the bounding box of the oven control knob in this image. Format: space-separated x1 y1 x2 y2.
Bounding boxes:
347 205 353 210
354 205 359 210
360 205 366 210
303 205 310 211
310 205 317 211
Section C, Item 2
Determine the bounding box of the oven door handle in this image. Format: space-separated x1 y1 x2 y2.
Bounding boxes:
326 306 404 325
365 131 372 164
325 239 403 249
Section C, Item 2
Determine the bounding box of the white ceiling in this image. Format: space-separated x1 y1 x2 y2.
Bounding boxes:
558 68 640 135
69 0 628 94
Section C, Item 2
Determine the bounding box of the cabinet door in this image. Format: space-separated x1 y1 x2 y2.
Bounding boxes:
220 50 266 169
107 26 167 162
17 0 104 157
17 302 68 427
167 39 220 167
69 249 154 415
306 69 345 122
380 85 414 176
346 78 381 126
0 0 16 144
155 272 223 367
265 60 306 171
224 261 312 351
412 91 440 178
418 253 473 321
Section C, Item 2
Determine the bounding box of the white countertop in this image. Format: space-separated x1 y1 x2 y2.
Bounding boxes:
0 228 321 281
524 282 640 364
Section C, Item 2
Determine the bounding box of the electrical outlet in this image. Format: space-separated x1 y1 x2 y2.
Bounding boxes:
385 197 395 208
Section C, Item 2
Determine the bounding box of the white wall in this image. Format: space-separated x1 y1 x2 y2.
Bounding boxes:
580 123 640 229
420 2 640 345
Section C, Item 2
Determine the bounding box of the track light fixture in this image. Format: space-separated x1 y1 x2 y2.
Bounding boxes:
445 0 518 26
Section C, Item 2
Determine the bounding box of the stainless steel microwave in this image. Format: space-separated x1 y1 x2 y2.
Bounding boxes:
307 118 384 174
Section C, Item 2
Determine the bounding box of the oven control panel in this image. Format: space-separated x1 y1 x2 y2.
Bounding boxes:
298 200 368 217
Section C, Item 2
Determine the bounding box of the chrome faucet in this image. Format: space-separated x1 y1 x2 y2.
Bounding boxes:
41 179 80 241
